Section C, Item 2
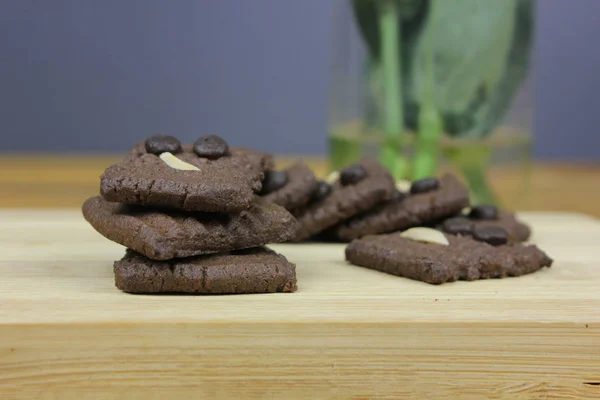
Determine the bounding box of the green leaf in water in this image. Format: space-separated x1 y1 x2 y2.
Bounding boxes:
444 145 500 206
407 0 533 139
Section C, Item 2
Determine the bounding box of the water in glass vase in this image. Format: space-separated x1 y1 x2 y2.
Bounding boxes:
328 0 535 207
329 121 532 206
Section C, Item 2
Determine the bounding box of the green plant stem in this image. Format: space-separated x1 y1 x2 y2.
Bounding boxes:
377 0 408 179
461 164 498 205
445 146 499 206
414 107 442 179
413 0 442 179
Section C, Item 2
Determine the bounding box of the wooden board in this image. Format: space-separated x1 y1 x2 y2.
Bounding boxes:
1 210 599 399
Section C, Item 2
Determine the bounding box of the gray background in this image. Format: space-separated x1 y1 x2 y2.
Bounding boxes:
0 0 598 160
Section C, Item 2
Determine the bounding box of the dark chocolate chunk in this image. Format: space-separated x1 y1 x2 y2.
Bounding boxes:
470 211 531 242
340 164 368 186
438 211 531 243
114 247 297 294
193 134 229 159
442 216 474 236
345 232 552 284
473 225 508 246
410 177 440 194
144 135 182 155
469 204 498 220
312 181 332 202
82 196 297 260
261 170 289 194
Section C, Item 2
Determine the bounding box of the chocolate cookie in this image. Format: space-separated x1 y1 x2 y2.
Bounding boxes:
82 196 297 260
101 138 273 212
293 159 396 241
261 162 318 211
331 174 469 241
114 247 297 294
345 232 552 284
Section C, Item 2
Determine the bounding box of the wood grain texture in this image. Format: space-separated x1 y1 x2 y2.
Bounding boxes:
0 210 599 399
1 154 600 216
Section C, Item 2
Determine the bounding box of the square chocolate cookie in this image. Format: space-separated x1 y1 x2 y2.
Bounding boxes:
293 159 396 241
101 136 273 212
114 247 297 294
345 230 552 284
82 196 297 260
331 174 469 241
261 162 318 211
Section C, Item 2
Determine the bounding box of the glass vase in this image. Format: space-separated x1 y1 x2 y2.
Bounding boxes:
328 0 534 207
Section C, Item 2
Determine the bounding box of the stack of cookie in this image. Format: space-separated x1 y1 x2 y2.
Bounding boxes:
83 135 299 294
258 159 551 285
336 174 553 284
259 158 398 240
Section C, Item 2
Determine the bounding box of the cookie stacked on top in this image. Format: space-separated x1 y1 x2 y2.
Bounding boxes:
82 135 299 294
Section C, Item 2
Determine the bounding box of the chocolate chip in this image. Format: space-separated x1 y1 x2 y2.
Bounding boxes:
469 204 498 220
393 190 408 201
312 181 332 201
261 170 288 194
145 135 182 155
441 217 474 236
473 226 508 246
193 135 229 159
410 177 440 194
340 164 367 186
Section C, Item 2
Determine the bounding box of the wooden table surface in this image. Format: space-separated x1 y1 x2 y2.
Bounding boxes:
1 155 600 399
2 208 600 399
1 154 599 217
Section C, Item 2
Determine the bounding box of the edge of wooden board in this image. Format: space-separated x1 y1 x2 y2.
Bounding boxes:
1 322 599 400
